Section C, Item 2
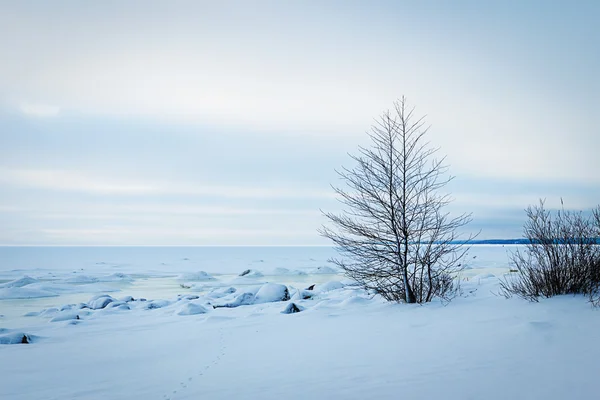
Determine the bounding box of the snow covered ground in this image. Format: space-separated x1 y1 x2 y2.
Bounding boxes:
1 246 599 400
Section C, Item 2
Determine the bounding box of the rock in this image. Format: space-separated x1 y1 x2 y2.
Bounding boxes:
281 302 304 314
254 283 290 304
119 296 135 302
306 284 315 291
239 269 263 277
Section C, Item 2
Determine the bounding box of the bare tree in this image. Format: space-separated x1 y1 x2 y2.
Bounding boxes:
319 97 474 304
500 200 600 304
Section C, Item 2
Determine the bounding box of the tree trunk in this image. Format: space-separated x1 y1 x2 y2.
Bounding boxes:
403 267 416 303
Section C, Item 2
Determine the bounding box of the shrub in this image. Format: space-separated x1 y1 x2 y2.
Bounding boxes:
500 200 600 305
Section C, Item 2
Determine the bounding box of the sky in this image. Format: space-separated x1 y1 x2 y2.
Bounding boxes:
0 0 598 245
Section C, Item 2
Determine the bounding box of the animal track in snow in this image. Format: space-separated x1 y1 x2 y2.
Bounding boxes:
163 326 227 400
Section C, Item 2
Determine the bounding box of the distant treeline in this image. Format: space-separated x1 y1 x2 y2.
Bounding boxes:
459 238 600 245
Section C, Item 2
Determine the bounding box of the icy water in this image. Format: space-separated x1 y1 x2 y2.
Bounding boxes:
0 245 516 327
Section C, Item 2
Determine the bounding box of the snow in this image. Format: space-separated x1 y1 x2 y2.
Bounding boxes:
1 245 600 399
177 302 209 316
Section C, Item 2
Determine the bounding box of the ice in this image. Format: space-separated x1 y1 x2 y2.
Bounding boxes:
0 287 59 299
176 271 215 281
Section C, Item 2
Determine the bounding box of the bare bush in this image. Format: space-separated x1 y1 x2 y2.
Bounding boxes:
319 97 475 304
500 200 600 304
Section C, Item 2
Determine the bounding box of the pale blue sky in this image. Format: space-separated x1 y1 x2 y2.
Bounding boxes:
0 0 598 245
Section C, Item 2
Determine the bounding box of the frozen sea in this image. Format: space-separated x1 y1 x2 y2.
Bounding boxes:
2 245 599 400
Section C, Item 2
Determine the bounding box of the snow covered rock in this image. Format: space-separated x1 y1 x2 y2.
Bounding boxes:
50 311 82 322
0 332 39 344
281 302 304 314
239 269 263 277
208 287 237 299
177 294 200 301
145 300 171 310
215 292 256 308
87 295 116 310
177 302 209 315
254 283 290 304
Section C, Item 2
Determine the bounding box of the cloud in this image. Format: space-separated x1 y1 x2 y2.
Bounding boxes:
0 167 334 200
19 102 60 117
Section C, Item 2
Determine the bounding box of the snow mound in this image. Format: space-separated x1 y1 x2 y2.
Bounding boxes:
315 281 345 293
87 295 117 310
177 302 209 315
0 332 40 345
50 311 83 322
254 283 290 304
145 300 172 310
177 271 215 281
0 276 39 288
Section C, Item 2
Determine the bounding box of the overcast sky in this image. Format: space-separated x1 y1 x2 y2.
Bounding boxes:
1 0 598 245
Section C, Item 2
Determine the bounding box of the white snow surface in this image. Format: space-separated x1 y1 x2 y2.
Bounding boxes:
1 245 599 400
